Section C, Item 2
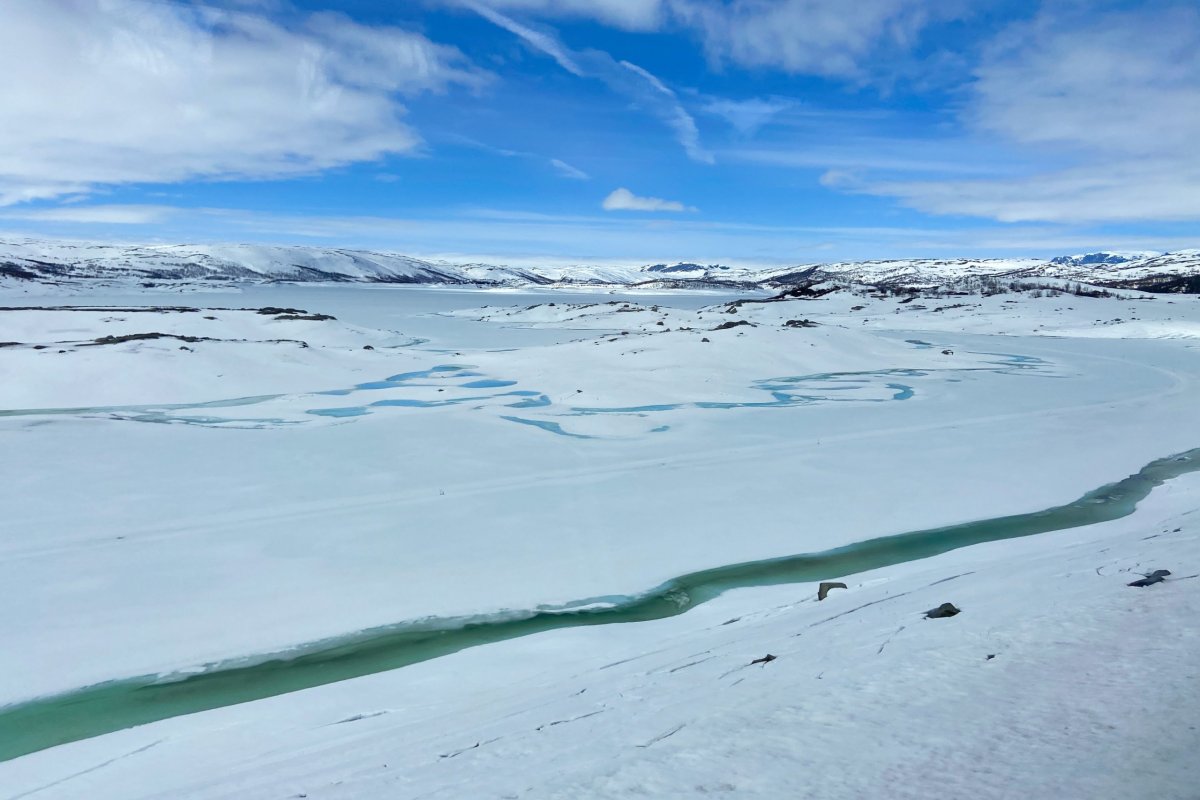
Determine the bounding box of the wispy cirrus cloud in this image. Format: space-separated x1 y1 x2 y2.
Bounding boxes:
617 60 710 164
466 3 714 163
550 159 591 180
467 1 586 75
0 0 486 206
464 0 959 79
462 0 666 31
447 135 590 180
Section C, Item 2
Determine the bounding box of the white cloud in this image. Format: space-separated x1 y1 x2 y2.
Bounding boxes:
828 7 1200 223
0 0 485 205
702 97 792 135
550 159 590 180
669 0 946 78
467 4 713 163
602 187 694 212
969 8 1200 159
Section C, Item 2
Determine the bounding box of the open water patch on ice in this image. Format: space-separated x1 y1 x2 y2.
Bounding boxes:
0 350 1056 434
499 416 598 439
1 446 1196 762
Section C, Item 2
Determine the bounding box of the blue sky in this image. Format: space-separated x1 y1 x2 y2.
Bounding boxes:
0 0 1197 264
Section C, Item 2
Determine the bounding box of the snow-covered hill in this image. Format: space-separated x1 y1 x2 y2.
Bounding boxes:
2 237 1199 292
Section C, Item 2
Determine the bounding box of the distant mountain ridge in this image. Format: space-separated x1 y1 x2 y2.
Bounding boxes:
2 238 1199 293
1049 252 1160 266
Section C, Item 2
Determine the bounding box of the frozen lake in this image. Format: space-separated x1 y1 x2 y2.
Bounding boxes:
2 283 1199 798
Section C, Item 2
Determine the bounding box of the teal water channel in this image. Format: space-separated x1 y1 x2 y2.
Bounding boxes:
2 447 1196 763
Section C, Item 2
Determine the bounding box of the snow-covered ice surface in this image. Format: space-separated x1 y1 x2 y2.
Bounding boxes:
1 283 1199 798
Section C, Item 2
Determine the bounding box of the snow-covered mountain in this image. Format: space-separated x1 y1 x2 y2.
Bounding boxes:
781 252 1200 292
1049 251 1159 266
2 237 1199 292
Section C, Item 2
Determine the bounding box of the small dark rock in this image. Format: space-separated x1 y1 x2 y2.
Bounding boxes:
1128 569 1171 587
925 602 961 619
712 320 752 331
750 654 777 665
784 319 818 328
700 337 710 342
986 654 996 660
942 349 954 355
363 345 374 350
817 581 847 601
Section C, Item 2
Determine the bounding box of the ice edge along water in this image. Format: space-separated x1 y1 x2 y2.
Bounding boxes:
1 445 1197 764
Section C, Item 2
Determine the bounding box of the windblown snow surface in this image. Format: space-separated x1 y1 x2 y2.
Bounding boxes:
1 281 1198 799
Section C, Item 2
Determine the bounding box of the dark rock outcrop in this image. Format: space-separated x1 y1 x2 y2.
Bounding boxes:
925 602 961 619
1128 569 1171 587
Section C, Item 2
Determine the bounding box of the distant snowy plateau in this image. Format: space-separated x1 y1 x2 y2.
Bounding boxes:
1 245 1199 798
3 237 1200 293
